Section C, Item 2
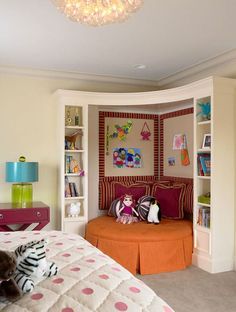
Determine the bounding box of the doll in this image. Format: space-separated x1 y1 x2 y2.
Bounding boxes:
116 194 139 224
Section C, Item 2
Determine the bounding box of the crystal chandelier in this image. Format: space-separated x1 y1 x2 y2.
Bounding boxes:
51 0 143 26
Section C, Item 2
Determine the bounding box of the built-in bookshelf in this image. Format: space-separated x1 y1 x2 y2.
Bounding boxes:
195 96 211 233
57 98 88 236
193 78 235 273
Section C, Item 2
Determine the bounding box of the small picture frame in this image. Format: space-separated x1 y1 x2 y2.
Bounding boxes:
202 134 211 149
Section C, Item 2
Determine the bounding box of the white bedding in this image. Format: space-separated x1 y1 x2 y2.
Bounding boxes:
0 231 174 312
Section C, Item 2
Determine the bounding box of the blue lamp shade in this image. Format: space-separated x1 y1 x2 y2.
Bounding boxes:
6 162 38 208
6 162 38 183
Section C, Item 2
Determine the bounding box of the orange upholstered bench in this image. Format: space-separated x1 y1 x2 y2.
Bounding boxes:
85 216 193 275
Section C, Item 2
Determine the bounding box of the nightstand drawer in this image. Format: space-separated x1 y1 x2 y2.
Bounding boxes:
0 207 49 224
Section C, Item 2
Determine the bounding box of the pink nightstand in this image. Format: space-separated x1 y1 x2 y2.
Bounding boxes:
0 202 50 231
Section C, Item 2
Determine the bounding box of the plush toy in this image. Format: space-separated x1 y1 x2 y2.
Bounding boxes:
0 250 21 301
116 194 139 224
147 198 161 224
13 239 58 293
67 202 81 217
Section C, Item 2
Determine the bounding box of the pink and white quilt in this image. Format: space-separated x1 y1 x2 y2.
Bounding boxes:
0 230 174 312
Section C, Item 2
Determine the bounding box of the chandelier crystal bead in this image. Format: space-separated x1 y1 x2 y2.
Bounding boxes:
51 0 143 26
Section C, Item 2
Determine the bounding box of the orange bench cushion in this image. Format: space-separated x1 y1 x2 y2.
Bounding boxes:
85 216 193 275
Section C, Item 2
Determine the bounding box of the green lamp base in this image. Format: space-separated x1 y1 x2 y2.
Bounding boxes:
12 183 33 208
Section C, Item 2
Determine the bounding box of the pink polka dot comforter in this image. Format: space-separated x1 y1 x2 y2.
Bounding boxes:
0 230 175 312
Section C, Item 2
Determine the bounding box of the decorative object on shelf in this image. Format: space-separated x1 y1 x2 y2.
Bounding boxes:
65 129 83 150
74 108 79 126
5 156 38 208
202 133 211 149
69 158 80 173
51 0 143 26
140 121 151 140
66 202 81 217
65 156 81 174
197 102 211 121
65 107 72 126
198 192 211 205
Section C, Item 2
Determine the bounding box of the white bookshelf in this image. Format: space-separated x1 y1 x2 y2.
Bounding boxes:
57 97 88 236
193 78 235 273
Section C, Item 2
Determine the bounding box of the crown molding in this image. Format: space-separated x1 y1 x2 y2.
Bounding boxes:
0 65 159 88
157 49 236 88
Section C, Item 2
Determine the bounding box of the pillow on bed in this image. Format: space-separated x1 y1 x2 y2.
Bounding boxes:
112 182 151 203
108 197 123 217
136 195 155 220
152 183 186 219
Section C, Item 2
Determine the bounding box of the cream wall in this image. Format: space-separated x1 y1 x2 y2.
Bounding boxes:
0 72 153 230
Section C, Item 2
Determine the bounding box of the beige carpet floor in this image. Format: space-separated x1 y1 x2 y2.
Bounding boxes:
137 266 236 312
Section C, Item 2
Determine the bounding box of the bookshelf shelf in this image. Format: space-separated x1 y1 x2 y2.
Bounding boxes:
65 196 85 200
197 120 211 126
64 217 86 222
65 150 85 153
197 148 211 153
197 202 210 207
196 224 210 233
197 175 211 179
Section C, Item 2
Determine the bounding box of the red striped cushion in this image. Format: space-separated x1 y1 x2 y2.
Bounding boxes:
183 183 193 217
152 183 186 219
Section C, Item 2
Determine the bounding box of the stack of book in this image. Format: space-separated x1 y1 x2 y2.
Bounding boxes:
197 153 211 176
197 207 210 228
65 177 79 197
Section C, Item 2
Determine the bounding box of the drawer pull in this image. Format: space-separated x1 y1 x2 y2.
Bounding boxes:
0 214 3 219
36 211 41 217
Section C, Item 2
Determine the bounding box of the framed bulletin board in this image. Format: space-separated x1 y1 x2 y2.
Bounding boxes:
99 111 159 180
160 108 193 179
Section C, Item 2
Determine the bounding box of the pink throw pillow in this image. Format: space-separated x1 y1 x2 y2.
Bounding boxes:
112 182 150 203
152 183 186 219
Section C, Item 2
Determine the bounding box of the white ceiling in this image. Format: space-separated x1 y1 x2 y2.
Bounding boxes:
1 0 236 83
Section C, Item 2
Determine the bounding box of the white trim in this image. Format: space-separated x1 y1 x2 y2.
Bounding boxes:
0 65 159 87
157 49 236 88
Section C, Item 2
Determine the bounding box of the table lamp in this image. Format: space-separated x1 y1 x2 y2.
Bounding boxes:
6 156 38 208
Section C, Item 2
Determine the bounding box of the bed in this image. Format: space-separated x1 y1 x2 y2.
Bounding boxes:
0 230 175 312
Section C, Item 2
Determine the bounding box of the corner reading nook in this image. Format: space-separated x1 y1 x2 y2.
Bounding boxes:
55 76 236 274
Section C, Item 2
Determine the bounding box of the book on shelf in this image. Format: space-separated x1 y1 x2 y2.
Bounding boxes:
197 153 211 176
65 179 79 198
65 176 71 197
197 207 210 228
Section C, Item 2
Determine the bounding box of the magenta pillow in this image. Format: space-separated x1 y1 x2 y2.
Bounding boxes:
112 182 150 203
152 183 186 219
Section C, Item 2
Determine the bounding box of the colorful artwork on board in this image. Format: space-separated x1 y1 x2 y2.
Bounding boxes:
168 157 176 166
172 134 190 166
140 121 151 140
109 120 133 141
173 134 185 150
113 148 142 168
